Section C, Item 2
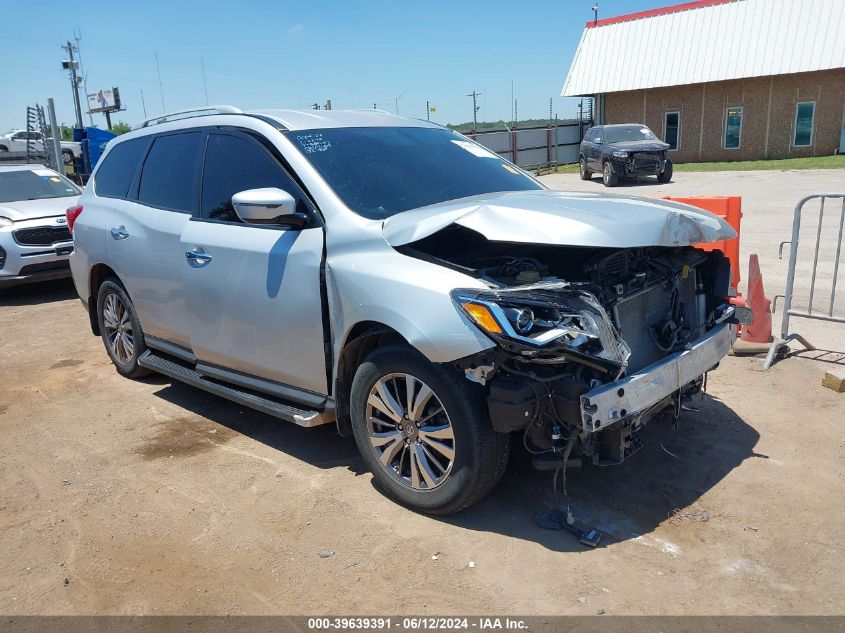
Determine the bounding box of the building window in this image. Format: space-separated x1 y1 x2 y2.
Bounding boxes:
793 102 815 147
724 107 742 149
664 111 680 151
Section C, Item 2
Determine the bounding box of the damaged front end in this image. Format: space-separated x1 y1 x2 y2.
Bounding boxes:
611 149 669 177
414 235 738 468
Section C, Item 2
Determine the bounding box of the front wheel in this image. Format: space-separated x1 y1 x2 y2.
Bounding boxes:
350 345 509 515
579 157 592 180
657 158 673 183
602 161 619 187
96 279 151 378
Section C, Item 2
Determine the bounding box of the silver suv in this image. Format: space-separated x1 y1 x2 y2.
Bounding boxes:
69 106 738 514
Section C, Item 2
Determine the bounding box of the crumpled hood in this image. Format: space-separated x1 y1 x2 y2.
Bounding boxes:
607 140 670 152
0 196 78 222
383 190 736 248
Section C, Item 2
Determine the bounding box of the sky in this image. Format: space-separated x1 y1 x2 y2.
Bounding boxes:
1 0 672 130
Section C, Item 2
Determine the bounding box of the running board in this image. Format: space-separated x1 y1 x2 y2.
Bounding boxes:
138 350 333 427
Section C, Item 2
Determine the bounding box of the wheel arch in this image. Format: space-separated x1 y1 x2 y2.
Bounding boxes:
87 263 126 335
333 321 411 436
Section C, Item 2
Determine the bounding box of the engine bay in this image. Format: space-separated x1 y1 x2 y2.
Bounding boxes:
400 224 734 468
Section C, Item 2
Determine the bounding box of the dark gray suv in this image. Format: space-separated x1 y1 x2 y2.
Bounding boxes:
579 124 672 187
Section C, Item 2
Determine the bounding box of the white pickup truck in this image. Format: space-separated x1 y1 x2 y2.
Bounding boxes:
0 129 82 165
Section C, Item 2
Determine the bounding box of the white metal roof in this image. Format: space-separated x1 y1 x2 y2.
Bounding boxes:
561 0 845 96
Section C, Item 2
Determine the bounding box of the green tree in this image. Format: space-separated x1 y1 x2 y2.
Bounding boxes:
111 121 132 135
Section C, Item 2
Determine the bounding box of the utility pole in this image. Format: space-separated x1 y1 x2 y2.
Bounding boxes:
61 41 84 130
155 53 166 112
426 101 430 121
73 31 94 126
394 89 408 115
201 58 209 106
466 90 481 131
592 2 599 25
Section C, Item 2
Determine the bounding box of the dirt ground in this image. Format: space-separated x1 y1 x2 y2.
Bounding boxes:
1 169 844 616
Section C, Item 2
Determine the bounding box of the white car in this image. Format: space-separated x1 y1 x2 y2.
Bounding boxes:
0 129 82 165
0 164 81 288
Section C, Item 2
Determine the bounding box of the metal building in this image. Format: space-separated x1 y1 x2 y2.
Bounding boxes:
561 0 845 162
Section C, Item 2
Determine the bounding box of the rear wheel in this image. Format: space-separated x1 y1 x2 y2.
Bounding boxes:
349 345 509 515
602 161 618 187
96 279 151 378
579 157 592 180
657 158 673 183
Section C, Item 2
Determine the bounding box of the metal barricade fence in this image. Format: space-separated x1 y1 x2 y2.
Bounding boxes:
765 193 845 369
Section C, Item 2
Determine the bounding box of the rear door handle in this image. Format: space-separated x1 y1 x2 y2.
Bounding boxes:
186 247 212 268
110 226 129 240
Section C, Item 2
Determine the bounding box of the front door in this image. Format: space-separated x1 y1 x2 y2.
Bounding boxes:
180 130 328 395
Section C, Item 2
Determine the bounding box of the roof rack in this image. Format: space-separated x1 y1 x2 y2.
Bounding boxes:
350 108 394 115
140 105 242 128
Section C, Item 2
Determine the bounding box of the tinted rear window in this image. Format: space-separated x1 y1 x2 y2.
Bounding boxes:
138 132 203 213
94 138 149 199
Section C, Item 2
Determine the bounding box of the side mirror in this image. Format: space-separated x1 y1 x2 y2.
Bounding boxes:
231 188 300 225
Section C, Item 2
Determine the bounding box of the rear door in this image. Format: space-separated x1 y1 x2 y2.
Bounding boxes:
588 128 603 169
108 131 204 347
179 129 328 395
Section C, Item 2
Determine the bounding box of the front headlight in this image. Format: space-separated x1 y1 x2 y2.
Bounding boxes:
0 216 13 227
612 150 628 158
451 286 630 367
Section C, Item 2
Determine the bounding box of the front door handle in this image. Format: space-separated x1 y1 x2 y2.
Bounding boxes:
185 247 212 268
110 226 129 240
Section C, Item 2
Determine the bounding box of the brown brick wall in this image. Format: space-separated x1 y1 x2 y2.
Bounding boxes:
602 69 845 162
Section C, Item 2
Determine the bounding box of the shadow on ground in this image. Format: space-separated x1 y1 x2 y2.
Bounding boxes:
584 175 670 188
433 393 759 551
150 375 757 552
0 277 77 306
150 379 364 473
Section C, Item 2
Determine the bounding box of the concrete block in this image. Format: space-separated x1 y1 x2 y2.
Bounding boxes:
822 367 845 393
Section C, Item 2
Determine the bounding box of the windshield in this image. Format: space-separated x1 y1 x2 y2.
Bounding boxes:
288 127 542 219
604 125 658 143
0 169 81 203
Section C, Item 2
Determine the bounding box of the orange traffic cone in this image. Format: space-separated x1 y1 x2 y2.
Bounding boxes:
740 254 773 344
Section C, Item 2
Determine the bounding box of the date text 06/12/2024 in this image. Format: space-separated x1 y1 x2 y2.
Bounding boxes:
307 617 529 630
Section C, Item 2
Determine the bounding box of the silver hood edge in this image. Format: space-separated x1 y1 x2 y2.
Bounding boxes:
383 190 737 249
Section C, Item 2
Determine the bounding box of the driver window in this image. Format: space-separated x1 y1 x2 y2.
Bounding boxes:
201 133 308 223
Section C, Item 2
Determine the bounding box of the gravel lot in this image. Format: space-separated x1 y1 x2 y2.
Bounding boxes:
1 169 843 616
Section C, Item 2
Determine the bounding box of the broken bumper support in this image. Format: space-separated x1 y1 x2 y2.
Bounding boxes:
579 324 733 432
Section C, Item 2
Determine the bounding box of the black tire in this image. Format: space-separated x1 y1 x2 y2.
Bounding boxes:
579 157 592 180
62 150 74 166
657 158 673 183
0 145 8 152
96 278 151 378
602 161 619 187
349 344 509 515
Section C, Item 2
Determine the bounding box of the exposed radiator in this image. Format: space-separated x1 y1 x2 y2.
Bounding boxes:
614 272 699 372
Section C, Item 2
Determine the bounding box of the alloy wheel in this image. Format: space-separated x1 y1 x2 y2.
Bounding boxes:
603 162 611 184
102 292 135 363
365 372 455 491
